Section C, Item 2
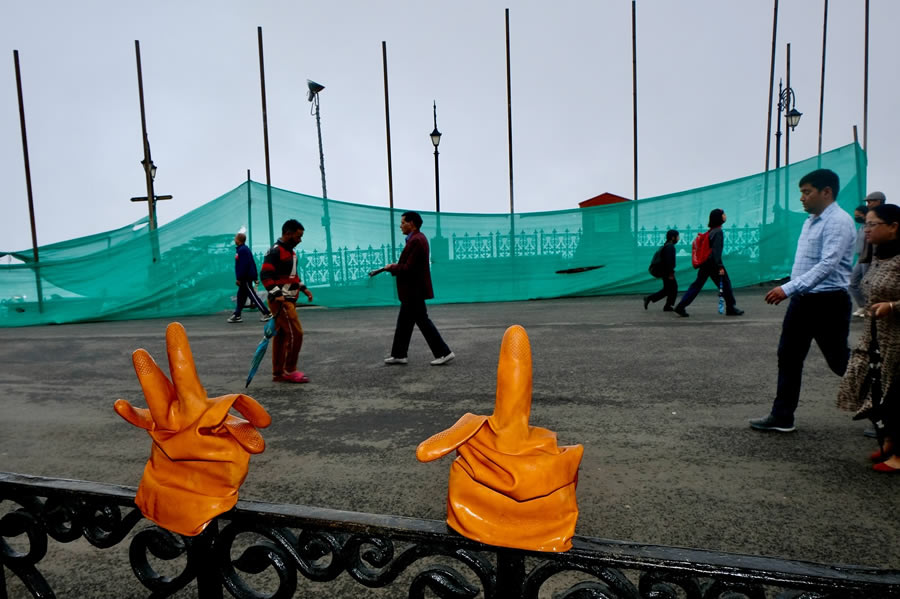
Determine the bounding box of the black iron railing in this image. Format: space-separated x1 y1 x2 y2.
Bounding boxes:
2 472 898 598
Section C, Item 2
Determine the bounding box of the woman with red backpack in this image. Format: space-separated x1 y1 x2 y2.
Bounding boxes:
673 208 744 317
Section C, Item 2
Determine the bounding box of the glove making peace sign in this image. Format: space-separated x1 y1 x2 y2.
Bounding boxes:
114 322 272 536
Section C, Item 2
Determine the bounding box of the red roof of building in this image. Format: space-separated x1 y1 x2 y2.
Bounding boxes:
578 192 631 208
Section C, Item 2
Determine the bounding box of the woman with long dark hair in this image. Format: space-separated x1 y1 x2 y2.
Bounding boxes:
673 208 744 317
837 203 900 472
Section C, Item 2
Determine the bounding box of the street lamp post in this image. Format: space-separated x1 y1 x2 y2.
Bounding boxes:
307 79 334 285
307 79 327 199
430 101 447 259
430 101 441 215
774 79 802 170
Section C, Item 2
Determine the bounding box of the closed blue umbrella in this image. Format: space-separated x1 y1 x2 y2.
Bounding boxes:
245 313 278 388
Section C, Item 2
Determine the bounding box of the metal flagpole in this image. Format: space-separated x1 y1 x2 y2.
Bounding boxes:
505 8 516 255
257 27 274 247
817 0 828 157
13 50 43 313
382 41 397 261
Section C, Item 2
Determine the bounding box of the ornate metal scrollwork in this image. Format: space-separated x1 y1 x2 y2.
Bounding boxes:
343 533 495 597
523 560 640 599
2 474 900 598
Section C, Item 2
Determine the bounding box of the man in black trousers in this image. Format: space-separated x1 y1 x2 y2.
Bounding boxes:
374 211 454 366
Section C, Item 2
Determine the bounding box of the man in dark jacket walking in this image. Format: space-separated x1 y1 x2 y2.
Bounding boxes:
377 211 454 366
228 232 271 323
644 229 680 311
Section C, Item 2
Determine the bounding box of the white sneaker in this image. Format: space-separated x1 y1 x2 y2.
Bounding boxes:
384 356 408 365
260 313 273 322
226 314 242 323
430 352 456 366
853 308 866 318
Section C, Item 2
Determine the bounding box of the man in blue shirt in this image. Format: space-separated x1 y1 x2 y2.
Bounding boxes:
750 169 856 432
227 232 272 323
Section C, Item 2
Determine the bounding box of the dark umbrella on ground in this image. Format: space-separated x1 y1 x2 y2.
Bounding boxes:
245 312 279 388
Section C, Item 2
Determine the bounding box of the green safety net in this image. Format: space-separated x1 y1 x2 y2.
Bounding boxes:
0 143 866 327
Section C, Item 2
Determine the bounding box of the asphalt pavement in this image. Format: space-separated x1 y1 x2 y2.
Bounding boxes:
1 287 897 594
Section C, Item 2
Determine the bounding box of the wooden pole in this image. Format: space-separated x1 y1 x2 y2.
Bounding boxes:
257 27 274 247
134 41 160 264
817 0 828 156
134 42 156 231
13 50 44 313
382 41 397 260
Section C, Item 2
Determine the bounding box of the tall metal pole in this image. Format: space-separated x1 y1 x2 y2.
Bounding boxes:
382 41 397 260
863 0 869 151
505 8 516 258
246 169 252 250
785 43 792 168
505 8 515 218
257 27 274 247
631 0 639 232
817 0 828 156
313 96 327 199
308 85 334 285
853 125 864 200
13 50 43 313
774 79 783 217
764 0 779 171
775 79 783 170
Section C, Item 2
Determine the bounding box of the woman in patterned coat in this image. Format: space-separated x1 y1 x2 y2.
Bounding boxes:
837 203 900 472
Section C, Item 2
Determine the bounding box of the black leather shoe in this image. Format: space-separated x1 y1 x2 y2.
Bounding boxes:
643 296 651 310
674 306 689 317
726 307 744 316
663 305 674 312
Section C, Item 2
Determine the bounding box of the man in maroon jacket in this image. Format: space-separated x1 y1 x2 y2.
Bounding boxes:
381 211 454 366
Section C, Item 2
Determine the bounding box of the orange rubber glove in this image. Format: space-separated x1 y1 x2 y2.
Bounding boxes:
417 325 584 552
114 322 271 536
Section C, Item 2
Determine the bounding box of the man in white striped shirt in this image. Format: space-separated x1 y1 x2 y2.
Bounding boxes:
750 169 857 433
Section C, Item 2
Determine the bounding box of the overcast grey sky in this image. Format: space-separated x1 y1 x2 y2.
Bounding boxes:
2 0 897 252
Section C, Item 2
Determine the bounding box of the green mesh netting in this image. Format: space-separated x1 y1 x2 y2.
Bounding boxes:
0 143 866 327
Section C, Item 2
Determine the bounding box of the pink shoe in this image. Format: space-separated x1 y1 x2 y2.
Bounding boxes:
279 371 309 383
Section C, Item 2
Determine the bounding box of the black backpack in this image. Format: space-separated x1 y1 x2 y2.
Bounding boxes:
648 246 665 278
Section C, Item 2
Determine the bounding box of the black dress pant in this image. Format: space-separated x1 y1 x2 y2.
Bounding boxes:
770 291 851 423
391 299 451 359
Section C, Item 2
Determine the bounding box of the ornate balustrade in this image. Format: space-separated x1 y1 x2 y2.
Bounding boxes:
2 472 898 598
450 229 581 261
637 225 761 260
250 225 761 287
